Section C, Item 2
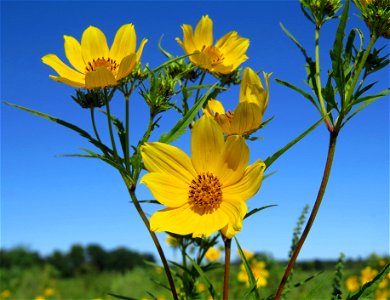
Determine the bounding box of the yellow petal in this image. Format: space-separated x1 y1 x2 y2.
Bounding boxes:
230 102 262 134
150 204 228 238
191 115 224 174
194 15 213 48
240 67 264 104
136 38 148 62
223 160 266 201
215 113 233 134
64 35 85 73
81 26 109 65
42 54 85 84
109 24 136 63
204 99 225 117
140 172 189 207
85 67 116 89
178 24 196 54
48 75 85 88
217 135 249 186
116 54 136 80
220 199 248 238
141 142 196 181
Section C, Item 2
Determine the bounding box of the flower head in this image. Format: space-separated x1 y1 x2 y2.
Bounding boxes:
345 275 360 292
354 0 390 38
176 15 249 74
361 266 378 284
238 260 269 288
204 68 271 135
205 247 221 262
140 115 265 238
42 24 147 89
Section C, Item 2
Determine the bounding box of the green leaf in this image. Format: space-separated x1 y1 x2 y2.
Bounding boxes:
100 110 127 158
3 101 114 156
186 254 221 300
280 23 312 63
264 116 325 169
342 88 390 127
244 205 277 220
347 263 390 300
275 79 320 112
159 83 218 143
107 292 138 300
235 237 260 300
158 35 174 59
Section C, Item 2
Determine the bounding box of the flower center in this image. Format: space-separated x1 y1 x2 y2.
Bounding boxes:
202 45 224 65
85 57 118 73
188 172 223 215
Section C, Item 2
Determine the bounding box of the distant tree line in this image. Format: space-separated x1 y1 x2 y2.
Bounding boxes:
0 244 155 277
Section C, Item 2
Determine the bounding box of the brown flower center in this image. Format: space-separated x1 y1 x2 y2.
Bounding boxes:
85 57 118 73
188 172 223 215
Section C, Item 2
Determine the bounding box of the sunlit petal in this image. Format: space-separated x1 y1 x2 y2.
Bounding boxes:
141 142 196 181
140 172 189 207
223 160 266 201
230 102 262 134
42 54 84 83
191 115 224 174
194 15 213 48
64 35 85 73
109 24 136 63
116 54 136 80
81 26 109 64
85 67 116 89
136 38 148 62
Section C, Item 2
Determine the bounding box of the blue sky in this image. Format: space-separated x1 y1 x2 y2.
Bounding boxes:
1 1 389 262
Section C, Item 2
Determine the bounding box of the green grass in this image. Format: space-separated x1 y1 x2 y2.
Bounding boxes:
0 262 377 300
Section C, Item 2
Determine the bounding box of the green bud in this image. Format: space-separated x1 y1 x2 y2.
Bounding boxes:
354 0 390 39
301 0 343 26
71 89 106 109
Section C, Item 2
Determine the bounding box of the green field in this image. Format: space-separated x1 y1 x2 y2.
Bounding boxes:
1 252 388 300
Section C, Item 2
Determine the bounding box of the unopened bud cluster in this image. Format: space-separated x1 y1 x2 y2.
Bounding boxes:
71 89 106 109
300 0 343 26
354 0 390 38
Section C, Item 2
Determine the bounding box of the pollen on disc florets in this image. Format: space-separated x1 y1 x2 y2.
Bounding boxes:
85 57 119 73
188 172 223 215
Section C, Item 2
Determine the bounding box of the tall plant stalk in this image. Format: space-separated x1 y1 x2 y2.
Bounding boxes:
275 130 338 300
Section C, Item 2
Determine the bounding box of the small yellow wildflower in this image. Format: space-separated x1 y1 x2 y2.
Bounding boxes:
237 260 269 288
141 115 265 238
379 278 389 289
176 15 249 74
42 24 147 89
204 68 271 135
240 249 255 261
196 282 206 293
205 247 221 262
375 289 390 300
34 296 45 300
361 266 378 284
43 288 55 297
0 290 11 299
345 275 360 292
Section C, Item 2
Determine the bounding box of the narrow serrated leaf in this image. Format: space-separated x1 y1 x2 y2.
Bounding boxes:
244 205 277 220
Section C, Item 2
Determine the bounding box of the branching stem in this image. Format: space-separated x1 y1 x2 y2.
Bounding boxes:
223 237 232 300
275 131 338 300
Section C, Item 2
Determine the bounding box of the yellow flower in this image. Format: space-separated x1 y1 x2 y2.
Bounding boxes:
205 247 221 262
239 249 255 261
42 24 147 89
196 282 206 293
43 288 55 297
361 266 378 284
345 275 360 292
140 115 265 238
34 296 45 300
375 289 390 300
204 68 271 135
0 290 11 299
176 15 249 74
237 260 269 288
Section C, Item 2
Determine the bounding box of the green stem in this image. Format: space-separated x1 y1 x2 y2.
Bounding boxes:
274 131 338 300
128 188 178 300
195 71 207 104
104 89 119 159
90 107 102 144
223 237 232 300
125 94 130 172
315 25 332 132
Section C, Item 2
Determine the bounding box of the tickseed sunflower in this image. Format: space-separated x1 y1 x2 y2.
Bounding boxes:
176 15 249 74
42 24 147 89
204 67 271 135
140 115 265 238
